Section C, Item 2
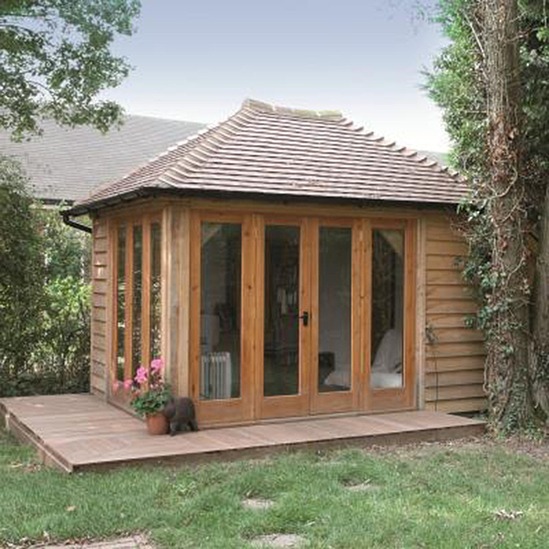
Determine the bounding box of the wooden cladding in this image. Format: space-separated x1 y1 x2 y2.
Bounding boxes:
424 216 487 413
112 214 162 385
90 218 109 396
90 199 486 421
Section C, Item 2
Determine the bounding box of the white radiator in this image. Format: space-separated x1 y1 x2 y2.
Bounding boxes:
200 352 232 399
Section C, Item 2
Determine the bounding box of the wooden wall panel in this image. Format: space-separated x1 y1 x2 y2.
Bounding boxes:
426 355 486 372
425 397 487 413
161 205 191 396
425 369 484 387
424 214 487 413
90 217 109 398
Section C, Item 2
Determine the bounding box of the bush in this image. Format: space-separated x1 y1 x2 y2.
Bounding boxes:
0 155 90 396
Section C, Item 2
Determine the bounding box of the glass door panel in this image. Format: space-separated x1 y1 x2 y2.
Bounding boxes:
200 222 242 401
263 225 300 397
318 226 352 392
370 229 404 389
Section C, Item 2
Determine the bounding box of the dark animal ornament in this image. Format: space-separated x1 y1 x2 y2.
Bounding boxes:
163 396 199 435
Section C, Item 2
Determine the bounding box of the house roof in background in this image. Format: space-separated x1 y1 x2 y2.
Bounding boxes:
71 99 465 214
0 116 205 203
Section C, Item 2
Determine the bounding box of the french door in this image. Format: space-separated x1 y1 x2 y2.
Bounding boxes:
190 211 415 426
258 217 361 418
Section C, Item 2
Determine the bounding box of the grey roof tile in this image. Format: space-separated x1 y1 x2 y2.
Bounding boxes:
0 115 205 203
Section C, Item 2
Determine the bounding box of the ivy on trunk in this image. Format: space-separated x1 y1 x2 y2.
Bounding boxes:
427 0 549 432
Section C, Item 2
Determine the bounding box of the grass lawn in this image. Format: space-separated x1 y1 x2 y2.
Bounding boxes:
0 428 547 549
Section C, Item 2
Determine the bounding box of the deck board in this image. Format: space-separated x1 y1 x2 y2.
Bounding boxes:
0 394 485 473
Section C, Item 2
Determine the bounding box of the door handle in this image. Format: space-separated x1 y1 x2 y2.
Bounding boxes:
299 311 309 327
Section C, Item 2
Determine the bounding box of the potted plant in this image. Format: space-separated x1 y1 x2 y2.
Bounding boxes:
127 358 171 435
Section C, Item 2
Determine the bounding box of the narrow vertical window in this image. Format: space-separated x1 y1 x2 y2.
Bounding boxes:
132 225 143 374
150 222 162 360
112 217 162 396
116 226 126 381
318 226 352 391
200 222 242 400
371 229 404 388
263 225 300 397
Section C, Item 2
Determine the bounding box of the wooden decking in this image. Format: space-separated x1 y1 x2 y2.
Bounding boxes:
0 394 485 473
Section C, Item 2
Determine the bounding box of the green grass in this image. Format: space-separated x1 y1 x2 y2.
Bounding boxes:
1 428 547 548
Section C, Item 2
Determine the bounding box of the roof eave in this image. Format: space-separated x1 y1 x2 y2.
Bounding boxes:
64 187 463 218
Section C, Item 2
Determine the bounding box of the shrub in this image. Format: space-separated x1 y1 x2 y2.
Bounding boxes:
0 155 90 396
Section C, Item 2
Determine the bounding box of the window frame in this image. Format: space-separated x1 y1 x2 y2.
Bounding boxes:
110 212 163 393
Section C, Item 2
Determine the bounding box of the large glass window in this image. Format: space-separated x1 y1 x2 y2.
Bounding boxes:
114 218 162 384
200 222 242 400
371 229 404 389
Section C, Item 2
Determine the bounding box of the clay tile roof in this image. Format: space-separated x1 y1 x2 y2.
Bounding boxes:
70 99 466 213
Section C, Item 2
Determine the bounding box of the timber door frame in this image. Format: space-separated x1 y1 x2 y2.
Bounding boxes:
309 217 362 414
365 218 417 412
256 215 313 419
188 207 417 426
189 211 255 425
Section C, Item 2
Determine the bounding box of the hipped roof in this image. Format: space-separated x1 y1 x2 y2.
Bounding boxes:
68 99 466 215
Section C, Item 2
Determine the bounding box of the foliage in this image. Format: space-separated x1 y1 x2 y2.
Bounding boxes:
119 358 172 417
30 209 91 395
1 432 548 548
0 163 91 396
0 155 45 387
0 0 141 139
0 1 140 392
426 0 549 432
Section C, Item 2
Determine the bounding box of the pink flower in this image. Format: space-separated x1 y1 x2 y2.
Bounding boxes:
135 366 148 385
123 379 133 391
150 357 164 372
112 380 121 394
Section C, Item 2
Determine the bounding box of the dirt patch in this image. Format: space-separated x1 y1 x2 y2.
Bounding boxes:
345 481 378 492
497 435 549 460
24 534 153 549
8 461 43 473
362 434 549 461
251 534 306 548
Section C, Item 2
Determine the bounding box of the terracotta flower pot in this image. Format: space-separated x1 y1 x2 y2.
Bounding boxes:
145 412 169 435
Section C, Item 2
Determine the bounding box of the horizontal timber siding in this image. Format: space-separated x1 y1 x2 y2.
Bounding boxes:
424 215 487 413
90 217 109 397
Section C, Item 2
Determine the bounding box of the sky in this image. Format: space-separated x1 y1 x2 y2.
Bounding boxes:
104 0 450 152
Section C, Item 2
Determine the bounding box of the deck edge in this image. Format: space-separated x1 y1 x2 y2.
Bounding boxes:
73 420 486 473
1 403 73 473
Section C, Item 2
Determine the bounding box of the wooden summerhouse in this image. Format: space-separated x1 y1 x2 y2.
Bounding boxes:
67 99 486 429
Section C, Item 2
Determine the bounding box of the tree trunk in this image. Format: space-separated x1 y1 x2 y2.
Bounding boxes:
532 183 549 416
483 0 535 430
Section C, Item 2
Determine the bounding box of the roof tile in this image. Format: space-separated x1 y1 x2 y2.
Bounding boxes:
0 116 205 203
73 99 466 211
